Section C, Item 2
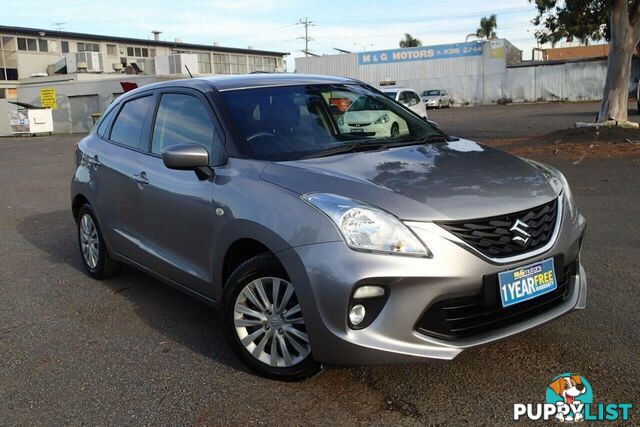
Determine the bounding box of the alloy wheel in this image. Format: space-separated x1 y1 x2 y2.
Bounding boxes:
233 277 310 368
79 214 99 269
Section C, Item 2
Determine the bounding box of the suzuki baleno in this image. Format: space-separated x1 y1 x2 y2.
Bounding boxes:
71 74 587 380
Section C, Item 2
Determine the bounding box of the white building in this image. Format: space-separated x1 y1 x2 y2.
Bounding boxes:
0 25 288 135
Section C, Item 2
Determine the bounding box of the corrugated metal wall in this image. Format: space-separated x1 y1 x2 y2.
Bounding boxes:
296 44 630 105
296 42 507 105
504 60 609 102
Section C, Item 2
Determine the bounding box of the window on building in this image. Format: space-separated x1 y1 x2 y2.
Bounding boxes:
230 54 246 74
126 46 149 58
17 37 38 52
248 56 263 72
0 36 18 80
150 48 156 57
61 41 69 53
36 39 58 53
264 57 277 72
77 42 100 52
213 54 230 74
152 93 215 155
110 96 152 149
198 53 212 74
106 44 117 56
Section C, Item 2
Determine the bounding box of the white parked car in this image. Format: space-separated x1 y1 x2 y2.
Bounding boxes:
421 89 452 108
380 88 428 120
338 95 410 138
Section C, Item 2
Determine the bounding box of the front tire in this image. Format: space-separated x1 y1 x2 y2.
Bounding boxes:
222 253 321 381
390 123 400 138
77 204 121 279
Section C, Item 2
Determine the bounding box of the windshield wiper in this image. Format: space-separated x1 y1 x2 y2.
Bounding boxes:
302 134 458 159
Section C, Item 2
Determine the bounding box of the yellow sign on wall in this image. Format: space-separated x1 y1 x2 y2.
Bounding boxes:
40 88 57 110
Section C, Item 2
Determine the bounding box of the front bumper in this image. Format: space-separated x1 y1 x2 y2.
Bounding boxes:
277 208 587 365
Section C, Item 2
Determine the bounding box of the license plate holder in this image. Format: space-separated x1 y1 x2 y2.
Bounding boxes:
498 258 557 308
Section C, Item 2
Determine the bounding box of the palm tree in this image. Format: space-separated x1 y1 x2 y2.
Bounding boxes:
399 33 422 48
475 15 497 40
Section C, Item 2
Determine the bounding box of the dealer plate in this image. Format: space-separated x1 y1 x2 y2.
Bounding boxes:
498 258 557 308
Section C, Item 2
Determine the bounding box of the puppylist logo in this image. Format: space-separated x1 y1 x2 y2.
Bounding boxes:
513 373 633 422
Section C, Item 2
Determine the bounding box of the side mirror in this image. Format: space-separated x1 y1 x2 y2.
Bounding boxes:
162 143 213 180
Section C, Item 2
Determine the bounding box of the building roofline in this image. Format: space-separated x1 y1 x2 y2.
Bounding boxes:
0 24 289 57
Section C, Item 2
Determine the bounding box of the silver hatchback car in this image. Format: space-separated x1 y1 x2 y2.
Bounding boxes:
71 74 587 380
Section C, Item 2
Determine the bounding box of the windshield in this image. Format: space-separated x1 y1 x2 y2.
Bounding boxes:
219 84 446 161
422 90 441 96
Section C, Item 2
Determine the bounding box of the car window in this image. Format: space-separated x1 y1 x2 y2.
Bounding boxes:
409 92 421 106
151 93 215 155
398 91 410 104
219 84 444 161
96 107 115 138
110 96 152 149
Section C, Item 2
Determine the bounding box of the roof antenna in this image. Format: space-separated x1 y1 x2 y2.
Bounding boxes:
184 65 194 78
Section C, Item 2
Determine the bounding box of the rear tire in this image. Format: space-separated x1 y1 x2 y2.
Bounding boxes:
222 253 321 381
77 204 121 279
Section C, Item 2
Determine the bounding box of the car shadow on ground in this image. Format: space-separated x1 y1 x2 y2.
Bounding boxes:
15 210 613 423
16 210 244 373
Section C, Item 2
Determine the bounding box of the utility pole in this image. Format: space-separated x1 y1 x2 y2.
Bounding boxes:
297 17 314 56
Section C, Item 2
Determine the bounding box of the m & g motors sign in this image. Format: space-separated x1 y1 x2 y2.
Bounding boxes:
358 41 483 65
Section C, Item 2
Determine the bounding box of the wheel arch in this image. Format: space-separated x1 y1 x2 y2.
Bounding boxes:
214 219 294 302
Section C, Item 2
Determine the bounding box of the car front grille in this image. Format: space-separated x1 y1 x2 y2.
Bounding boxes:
437 198 559 259
348 123 371 127
415 257 577 340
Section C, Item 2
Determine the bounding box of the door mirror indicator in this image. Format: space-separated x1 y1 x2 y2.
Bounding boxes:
162 144 213 180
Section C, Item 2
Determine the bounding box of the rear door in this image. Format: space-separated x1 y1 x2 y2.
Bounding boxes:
135 89 222 296
92 94 153 261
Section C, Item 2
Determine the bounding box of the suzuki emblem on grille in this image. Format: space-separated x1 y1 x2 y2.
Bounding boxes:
510 219 531 246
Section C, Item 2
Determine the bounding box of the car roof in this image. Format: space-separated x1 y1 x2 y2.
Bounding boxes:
129 73 361 94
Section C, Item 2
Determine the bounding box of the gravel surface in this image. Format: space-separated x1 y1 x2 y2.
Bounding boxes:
1 104 639 425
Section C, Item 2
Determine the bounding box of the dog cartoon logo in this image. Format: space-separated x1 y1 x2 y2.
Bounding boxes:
545 373 593 422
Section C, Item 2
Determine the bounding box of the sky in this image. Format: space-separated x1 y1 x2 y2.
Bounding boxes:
2 0 550 69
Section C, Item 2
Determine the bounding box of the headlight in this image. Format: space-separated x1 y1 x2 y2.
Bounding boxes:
302 193 431 256
375 114 389 124
337 116 344 126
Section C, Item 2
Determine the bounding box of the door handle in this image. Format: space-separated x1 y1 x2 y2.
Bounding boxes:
132 171 149 185
87 155 101 167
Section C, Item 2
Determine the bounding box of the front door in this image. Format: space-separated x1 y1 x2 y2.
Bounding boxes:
135 90 221 296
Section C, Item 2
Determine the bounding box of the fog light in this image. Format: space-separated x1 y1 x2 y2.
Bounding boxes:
349 304 366 326
353 285 385 299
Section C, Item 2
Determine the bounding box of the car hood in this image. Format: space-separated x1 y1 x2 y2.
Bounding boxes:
342 111 386 124
260 139 560 221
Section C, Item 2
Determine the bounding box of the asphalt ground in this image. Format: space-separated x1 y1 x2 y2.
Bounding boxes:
1 103 639 425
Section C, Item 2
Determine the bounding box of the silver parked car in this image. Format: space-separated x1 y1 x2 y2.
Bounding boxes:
422 89 452 108
71 74 587 380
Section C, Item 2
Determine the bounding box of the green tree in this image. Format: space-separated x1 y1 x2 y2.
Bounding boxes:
399 33 422 48
476 14 498 40
532 0 640 122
